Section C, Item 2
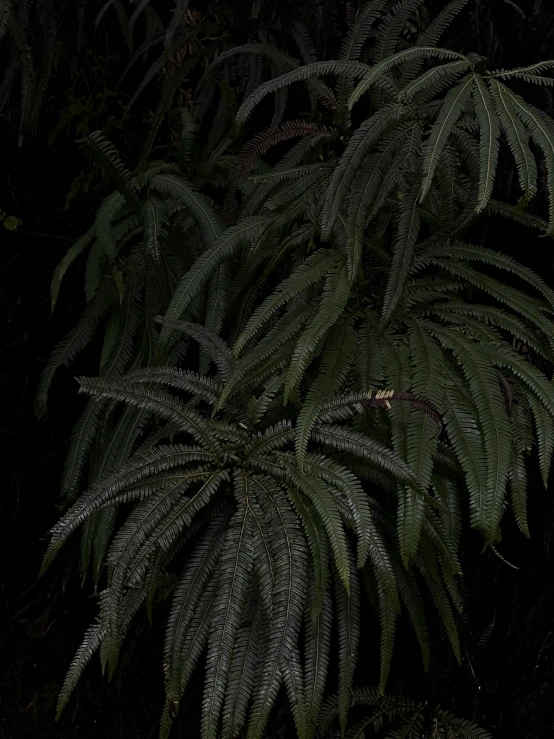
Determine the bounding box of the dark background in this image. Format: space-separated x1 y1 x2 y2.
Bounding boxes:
2 1 554 736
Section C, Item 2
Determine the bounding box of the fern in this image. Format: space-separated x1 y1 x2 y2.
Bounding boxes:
39 3 554 738
43 326 429 738
316 688 491 739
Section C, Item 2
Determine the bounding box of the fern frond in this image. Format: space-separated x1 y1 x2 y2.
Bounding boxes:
321 103 405 240
304 583 333 739
496 83 554 234
486 199 545 229
162 572 219 738
234 249 342 357
56 622 107 719
425 324 510 540
103 470 227 674
397 0 470 88
151 174 224 242
528 392 554 488
222 587 265 739
334 547 360 736
80 132 137 201
284 265 351 403
490 60 554 81
121 366 222 404
222 303 312 410
287 487 330 622
489 80 538 198
296 319 356 469
141 196 170 260
436 710 492 739
481 343 554 418
159 218 267 354
35 276 117 418
283 647 308 739
236 61 369 126
246 477 308 739
157 320 233 381
377 579 398 695
202 493 253 739
339 0 389 62
51 227 96 312
164 513 229 707
349 47 467 109
77 379 222 455
399 59 470 100
380 179 421 328
509 434 530 538
419 74 474 203
61 399 109 503
373 0 426 62
312 424 421 491
288 469 350 594
223 120 327 222
472 75 501 212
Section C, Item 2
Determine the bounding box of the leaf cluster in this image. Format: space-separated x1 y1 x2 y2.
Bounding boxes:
38 2 554 738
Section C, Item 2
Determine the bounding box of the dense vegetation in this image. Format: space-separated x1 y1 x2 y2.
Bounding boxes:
3 1 554 738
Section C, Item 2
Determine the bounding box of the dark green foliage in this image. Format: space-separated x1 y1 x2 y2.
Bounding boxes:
36 1 554 738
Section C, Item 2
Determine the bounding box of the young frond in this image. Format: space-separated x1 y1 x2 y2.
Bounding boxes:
380 179 421 328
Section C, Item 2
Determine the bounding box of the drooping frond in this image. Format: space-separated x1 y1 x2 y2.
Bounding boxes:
349 47 466 109
221 585 265 739
472 74 501 212
303 582 333 738
333 546 360 735
321 103 405 239
35 276 118 418
419 74 474 202
202 494 253 739
489 79 538 199
246 478 308 739
380 179 421 328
